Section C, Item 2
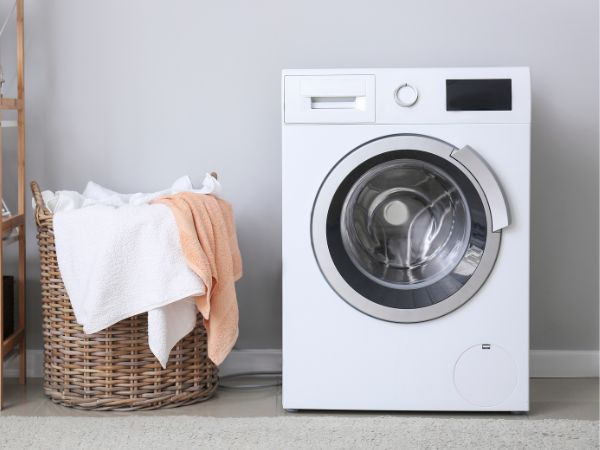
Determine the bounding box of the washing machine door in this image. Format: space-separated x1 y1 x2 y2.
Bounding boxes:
312 134 510 322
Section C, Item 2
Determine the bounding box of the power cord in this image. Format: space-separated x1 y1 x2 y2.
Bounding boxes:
219 371 282 390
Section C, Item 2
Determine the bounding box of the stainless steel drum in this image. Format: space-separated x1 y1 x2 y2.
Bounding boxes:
341 159 471 289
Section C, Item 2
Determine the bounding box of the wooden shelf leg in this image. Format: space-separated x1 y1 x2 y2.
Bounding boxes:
16 0 25 387
18 224 25 385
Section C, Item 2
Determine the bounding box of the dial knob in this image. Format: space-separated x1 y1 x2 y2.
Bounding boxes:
394 83 419 107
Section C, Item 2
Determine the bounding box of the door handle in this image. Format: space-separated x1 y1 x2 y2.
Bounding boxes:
451 145 510 232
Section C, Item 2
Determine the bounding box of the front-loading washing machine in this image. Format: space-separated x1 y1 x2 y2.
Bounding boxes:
282 68 530 412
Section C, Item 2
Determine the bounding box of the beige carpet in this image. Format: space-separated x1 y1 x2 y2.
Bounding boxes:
0 416 597 449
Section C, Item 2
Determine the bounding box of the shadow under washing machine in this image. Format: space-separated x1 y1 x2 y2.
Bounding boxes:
281 67 530 412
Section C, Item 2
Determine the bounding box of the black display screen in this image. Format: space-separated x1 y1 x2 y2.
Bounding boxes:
446 79 512 111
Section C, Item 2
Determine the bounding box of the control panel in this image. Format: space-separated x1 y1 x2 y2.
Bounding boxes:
283 68 530 124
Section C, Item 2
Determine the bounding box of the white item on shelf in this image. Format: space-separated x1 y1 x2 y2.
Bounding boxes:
2 199 11 217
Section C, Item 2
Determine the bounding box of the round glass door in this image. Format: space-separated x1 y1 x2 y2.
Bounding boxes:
311 134 505 322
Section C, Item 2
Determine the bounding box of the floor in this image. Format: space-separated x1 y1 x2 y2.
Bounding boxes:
0 378 597 419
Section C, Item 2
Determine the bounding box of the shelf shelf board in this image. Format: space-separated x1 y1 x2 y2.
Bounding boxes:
2 214 24 238
2 233 18 245
2 326 24 355
0 98 22 110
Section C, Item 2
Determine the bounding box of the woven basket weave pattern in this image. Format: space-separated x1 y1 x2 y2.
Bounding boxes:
31 181 218 410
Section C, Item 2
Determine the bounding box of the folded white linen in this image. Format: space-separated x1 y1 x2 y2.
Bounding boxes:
43 175 219 368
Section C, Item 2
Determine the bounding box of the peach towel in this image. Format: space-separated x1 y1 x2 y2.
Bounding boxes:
155 192 242 365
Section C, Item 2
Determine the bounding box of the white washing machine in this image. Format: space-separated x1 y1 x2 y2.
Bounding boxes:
281 68 530 412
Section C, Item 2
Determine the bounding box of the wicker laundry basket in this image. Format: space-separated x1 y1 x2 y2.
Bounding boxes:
31 181 218 410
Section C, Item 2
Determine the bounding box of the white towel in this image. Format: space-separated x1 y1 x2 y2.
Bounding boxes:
46 175 219 368
82 175 221 207
38 174 222 212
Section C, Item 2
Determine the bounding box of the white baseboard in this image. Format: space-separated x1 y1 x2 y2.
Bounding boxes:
530 350 599 378
4 348 598 378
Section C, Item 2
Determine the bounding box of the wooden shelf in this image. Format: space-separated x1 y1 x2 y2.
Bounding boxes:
3 232 18 246
2 213 24 238
2 326 24 355
0 98 22 110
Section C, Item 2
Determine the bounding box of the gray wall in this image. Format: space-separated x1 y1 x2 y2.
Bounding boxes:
8 0 598 351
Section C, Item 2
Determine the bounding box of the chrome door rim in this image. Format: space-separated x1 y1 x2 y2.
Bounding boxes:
311 134 502 323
